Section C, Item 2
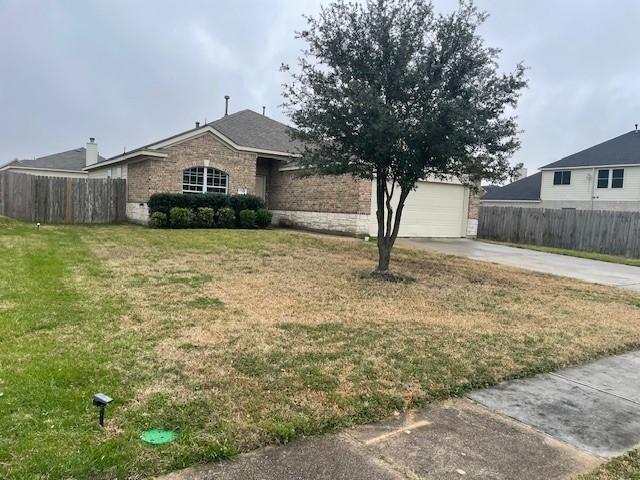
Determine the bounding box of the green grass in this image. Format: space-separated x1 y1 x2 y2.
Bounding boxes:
1 217 640 479
483 240 640 267
576 449 640 479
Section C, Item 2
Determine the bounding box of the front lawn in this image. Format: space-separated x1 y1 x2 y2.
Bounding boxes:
2 217 640 479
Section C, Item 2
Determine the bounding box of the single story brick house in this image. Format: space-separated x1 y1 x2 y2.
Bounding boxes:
84 109 477 237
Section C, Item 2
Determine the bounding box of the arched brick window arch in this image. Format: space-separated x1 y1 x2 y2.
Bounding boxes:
182 167 228 194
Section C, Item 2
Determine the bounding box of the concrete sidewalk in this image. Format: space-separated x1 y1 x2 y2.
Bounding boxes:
398 238 640 291
161 399 598 480
160 350 640 480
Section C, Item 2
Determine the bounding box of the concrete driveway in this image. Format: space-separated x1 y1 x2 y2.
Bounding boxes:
399 238 640 291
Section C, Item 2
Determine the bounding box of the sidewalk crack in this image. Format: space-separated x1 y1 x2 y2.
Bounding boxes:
550 373 640 407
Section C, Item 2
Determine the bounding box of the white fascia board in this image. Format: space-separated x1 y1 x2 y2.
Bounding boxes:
84 150 168 170
540 163 640 171
149 126 300 159
0 165 87 175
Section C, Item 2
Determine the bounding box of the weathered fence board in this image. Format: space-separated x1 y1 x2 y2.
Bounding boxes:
478 206 640 259
0 171 126 224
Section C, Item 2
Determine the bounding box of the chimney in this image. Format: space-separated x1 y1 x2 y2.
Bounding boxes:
224 95 230 116
262 106 266 116
195 121 200 128
86 137 98 167
512 166 527 182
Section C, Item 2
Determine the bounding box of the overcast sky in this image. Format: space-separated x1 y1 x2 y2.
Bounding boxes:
1 0 639 175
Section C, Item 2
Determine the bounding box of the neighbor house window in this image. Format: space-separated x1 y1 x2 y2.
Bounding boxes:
597 169 609 188
553 170 571 185
182 167 228 194
612 169 624 188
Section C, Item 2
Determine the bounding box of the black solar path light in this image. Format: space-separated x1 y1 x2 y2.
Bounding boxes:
92 393 113 427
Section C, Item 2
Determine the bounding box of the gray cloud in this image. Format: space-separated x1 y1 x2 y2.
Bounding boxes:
1 0 639 176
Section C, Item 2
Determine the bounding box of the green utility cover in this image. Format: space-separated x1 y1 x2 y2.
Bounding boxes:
141 429 177 445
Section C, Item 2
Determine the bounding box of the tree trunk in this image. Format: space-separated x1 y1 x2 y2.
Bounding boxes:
374 176 411 274
377 239 391 272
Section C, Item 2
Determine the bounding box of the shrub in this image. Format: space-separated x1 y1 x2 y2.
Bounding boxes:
149 211 167 228
229 194 265 215
148 193 192 216
196 207 215 228
169 207 192 228
238 209 257 229
255 208 272 228
190 193 230 211
148 192 231 216
217 207 236 228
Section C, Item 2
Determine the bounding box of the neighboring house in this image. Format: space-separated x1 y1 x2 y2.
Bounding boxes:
482 129 640 210
480 185 502 197
0 139 105 178
85 109 477 237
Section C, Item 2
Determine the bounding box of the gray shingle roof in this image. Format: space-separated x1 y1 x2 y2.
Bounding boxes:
104 109 303 162
480 185 501 197
542 130 640 169
4 148 106 172
482 172 542 201
209 109 304 153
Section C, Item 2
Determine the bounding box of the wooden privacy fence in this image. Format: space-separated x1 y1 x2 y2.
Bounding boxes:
0 171 126 224
478 206 640 259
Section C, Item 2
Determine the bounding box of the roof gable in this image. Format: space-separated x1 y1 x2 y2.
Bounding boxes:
208 110 304 154
99 109 303 166
542 130 640 169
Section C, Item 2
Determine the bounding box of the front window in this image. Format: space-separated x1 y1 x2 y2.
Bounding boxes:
553 170 571 185
182 167 228 194
597 169 609 188
612 169 624 188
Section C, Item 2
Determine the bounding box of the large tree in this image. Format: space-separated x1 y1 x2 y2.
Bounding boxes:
282 0 527 275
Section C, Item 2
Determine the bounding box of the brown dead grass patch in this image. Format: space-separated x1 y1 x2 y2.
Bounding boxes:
79 227 640 451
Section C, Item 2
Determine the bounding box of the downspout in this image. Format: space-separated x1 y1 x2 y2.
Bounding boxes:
590 167 595 210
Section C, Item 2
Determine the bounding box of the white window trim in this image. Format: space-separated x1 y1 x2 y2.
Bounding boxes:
182 166 228 194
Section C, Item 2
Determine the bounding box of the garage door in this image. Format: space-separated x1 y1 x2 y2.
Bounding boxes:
370 181 468 237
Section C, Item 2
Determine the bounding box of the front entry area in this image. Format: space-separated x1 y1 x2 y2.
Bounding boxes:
256 175 266 201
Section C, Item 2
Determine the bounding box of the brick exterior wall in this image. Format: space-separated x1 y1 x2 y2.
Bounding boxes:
126 132 257 203
127 159 152 203
267 165 372 215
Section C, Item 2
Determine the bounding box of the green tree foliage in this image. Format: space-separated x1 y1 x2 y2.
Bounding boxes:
282 0 527 273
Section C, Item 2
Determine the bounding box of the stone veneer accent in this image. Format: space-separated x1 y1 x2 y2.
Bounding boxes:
126 132 257 203
272 210 370 236
126 202 150 225
466 187 482 237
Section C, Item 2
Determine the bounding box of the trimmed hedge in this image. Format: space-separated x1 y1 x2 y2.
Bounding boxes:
238 209 257 228
169 207 192 228
256 208 272 228
148 193 263 216
150 211 167 228
149 193 270 229
217 207 236 228
229 194 265 215
196 207 215 228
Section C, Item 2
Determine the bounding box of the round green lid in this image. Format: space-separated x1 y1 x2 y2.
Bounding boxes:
141 429 177 445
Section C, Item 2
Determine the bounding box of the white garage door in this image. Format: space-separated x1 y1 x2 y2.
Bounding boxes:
370 181 468 237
